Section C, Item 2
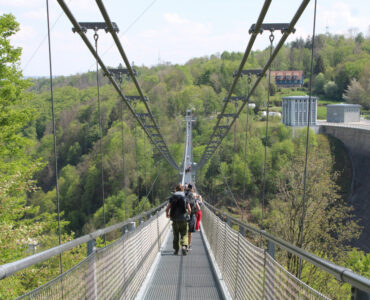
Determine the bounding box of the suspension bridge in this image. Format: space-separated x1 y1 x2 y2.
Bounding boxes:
1 0 370 299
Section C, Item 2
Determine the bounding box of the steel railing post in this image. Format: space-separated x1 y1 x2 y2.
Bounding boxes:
267 240 275 259
222 221 228 274
240 225 246 238
234 233 241 300
351 286 370 300
267 240 276 297
128 222 136 232
156 212 161 251
262 249 267 299
121 224 127 237
87 239 96 256
86 239 97 300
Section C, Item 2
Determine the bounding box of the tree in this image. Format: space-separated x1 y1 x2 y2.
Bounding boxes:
269 82 277 96
0 14 81 298
355 33 365 45
335 61 364 98
266 133 360 298
324 81 339 99
0 14 32 157
343 79 370 109
313 73 326 95
314 55 325 75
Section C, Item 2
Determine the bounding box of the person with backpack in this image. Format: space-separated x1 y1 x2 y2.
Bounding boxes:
166 184 191 255
185 184 200 250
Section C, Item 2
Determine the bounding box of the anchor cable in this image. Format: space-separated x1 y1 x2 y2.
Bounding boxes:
298 0 317 279
46 0 63 274
260 31 275 232
94 31 106 246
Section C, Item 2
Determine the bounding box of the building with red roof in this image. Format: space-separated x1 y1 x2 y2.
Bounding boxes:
271 70 304 87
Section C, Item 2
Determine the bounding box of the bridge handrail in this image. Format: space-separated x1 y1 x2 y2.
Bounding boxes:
204 201 370 294
318 120 370 131
0 202 167 280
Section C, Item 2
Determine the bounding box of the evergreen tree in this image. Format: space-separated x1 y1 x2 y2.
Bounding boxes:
314 55 325 75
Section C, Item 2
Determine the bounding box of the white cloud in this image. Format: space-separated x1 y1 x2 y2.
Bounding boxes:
163 13 212 35
134 13 253 66
139 13 212 45
318 2 369 34
164 13 187 25
12 24 37 42
69 0 98 13
22 9 45 21
141 29 159 39
0 0 43 8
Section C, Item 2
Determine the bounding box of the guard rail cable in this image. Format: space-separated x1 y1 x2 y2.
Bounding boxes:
202 201 370 297
0 202 168 281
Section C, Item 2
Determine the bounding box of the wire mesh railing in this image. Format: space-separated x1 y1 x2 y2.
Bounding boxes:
16 209 170 300
201 204 330 300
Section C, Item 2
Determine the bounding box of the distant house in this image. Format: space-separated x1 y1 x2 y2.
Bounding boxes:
271 70 304 87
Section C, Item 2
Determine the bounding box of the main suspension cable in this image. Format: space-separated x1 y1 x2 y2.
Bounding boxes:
86 0 157 72
298 0 317 279
57 0 178 170
196 0 272 169
95 0 178 170
94 31 106 246
197 0 310 170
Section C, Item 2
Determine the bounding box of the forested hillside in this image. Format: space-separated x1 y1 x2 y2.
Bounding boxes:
1 11 369 298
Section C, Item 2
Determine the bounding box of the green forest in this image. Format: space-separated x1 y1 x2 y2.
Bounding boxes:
1 13 370 298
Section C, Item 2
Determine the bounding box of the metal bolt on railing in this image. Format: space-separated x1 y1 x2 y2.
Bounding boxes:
127 221 136 232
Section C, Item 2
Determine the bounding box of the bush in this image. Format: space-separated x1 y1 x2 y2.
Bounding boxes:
343 79 370 109
324 81 339 99
313 73 326 95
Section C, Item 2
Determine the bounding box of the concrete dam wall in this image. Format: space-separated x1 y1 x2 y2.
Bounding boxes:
320 125 370 252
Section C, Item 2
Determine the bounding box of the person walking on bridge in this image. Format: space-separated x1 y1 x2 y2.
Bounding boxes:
185 184 200 250
195 194 203 231
166 184 191 255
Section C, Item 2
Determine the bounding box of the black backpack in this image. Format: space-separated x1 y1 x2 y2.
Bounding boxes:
169 193 186 220
186 192 198 216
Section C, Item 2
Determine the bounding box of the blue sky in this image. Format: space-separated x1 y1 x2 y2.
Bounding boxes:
1 0 369 76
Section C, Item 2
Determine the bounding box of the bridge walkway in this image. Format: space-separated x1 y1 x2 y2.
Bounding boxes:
140 227 223 300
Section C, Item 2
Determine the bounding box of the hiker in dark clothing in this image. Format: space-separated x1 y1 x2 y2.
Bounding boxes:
184 184 200 250
166 184 191 255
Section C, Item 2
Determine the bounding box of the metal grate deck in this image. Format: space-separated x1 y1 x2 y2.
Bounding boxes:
142 227 223 300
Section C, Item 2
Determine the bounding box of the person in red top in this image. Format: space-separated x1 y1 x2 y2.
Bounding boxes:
195 194 203 231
